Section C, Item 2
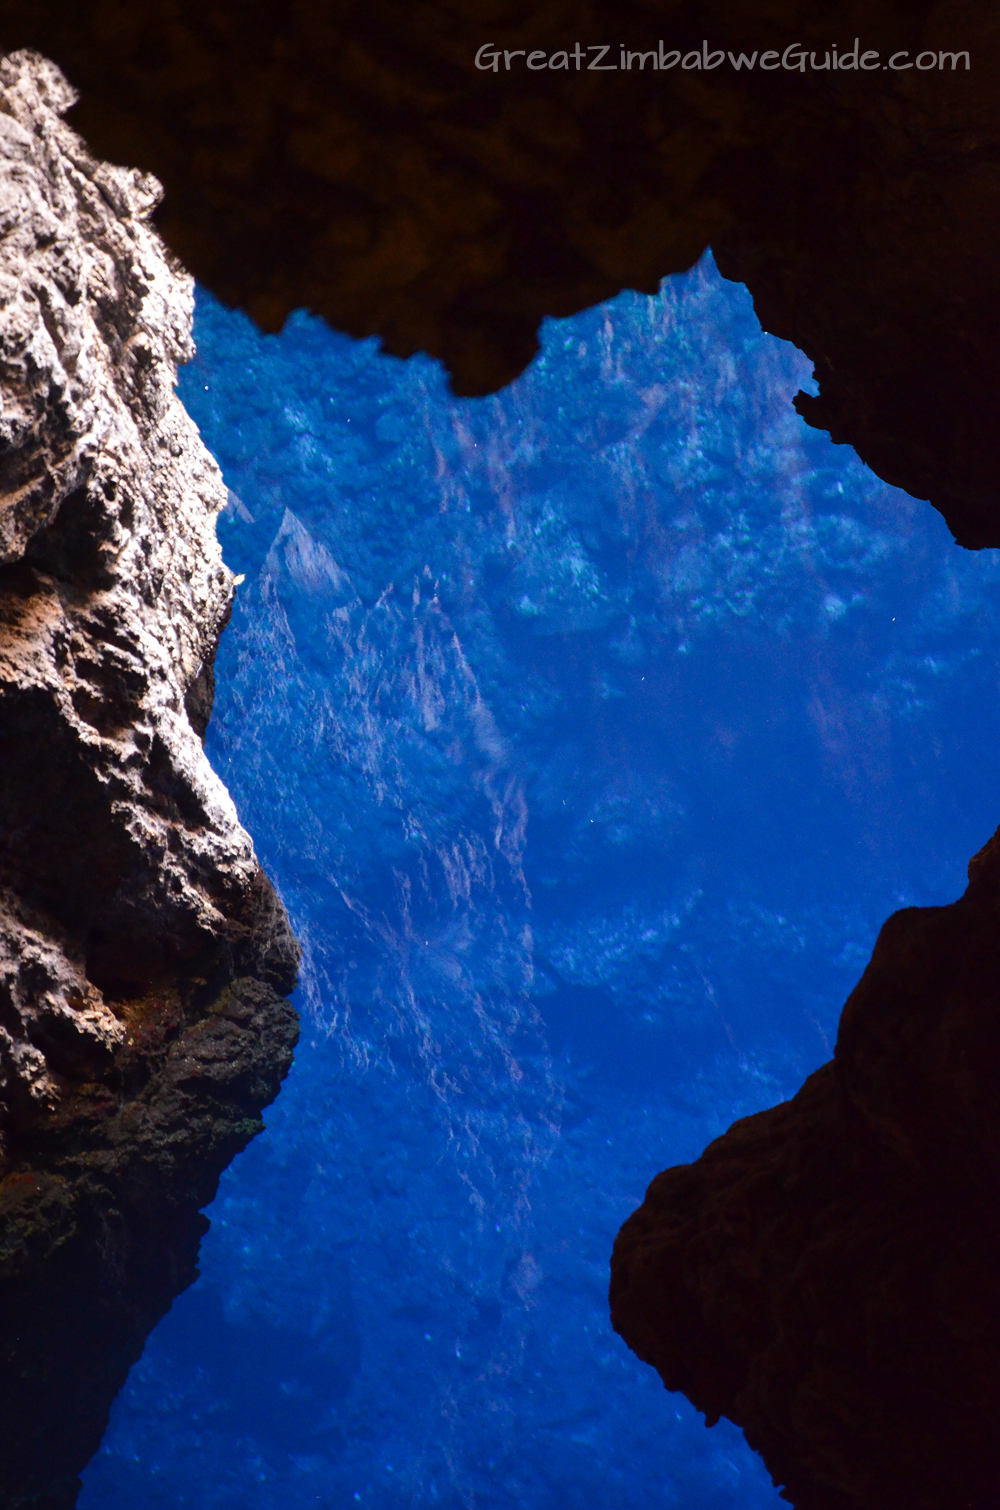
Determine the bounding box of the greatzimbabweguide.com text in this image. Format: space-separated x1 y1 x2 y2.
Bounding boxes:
474 41 971 72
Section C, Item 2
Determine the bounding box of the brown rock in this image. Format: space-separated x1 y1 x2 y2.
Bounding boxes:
610 830 1000 1509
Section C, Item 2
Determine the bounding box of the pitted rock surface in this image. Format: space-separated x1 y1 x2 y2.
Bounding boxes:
0 51 298 1510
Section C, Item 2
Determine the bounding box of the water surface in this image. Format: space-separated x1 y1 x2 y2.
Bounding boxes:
80 254 1000 1509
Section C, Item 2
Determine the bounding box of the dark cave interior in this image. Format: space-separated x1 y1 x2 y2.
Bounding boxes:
0 3 998 1507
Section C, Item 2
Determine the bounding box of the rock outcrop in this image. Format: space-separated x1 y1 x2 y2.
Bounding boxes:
0 6 998 1509
0 52 298 1510
610 825 1000 1510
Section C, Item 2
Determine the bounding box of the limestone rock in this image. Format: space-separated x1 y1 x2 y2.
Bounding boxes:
0 50 298 1510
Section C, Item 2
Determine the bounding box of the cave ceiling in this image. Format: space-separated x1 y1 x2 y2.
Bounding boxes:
1 5 1000 1509
3 0 997 543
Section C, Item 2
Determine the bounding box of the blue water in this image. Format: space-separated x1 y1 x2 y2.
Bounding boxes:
80 254 1000 1508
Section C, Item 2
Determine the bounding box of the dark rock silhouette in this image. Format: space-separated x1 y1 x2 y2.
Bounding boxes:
0 3 998 1508
611 828 1000 1508
1 1 997 543
0 53 298 1510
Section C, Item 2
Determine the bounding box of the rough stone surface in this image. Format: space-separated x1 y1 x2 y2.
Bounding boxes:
0 7 996 1509
0 51 298 1510
610 826 1000 1510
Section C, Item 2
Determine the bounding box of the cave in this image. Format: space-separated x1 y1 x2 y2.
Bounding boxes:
0 4 997 1509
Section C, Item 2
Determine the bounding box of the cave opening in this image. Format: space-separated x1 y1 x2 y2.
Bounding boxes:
69 251 1000 1509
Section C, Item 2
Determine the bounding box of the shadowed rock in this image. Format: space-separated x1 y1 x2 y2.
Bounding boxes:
610 825 1000 1509
0 53 298 1510
1 1 997 542
0 5 999 1507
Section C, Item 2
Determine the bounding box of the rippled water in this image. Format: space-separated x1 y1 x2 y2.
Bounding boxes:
80 254 1000 1509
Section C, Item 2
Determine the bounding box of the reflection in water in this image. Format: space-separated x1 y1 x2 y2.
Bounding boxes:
81 255 1000 1510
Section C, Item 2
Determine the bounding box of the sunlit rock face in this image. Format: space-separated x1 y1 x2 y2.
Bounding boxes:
0 51 297 1510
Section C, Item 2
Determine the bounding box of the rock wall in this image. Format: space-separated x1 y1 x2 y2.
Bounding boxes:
0 5 998 1508
610 828 1000 1509
0 51 298 1510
